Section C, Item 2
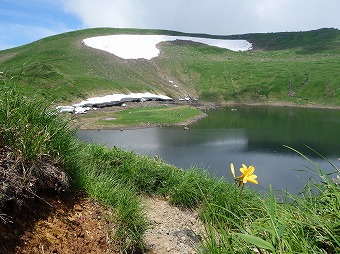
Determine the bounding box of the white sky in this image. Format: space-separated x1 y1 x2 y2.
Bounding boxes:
63 0 340 35
0 0 339 50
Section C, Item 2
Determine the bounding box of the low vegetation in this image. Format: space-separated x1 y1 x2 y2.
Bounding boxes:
1 77 339 253
74 104 205 128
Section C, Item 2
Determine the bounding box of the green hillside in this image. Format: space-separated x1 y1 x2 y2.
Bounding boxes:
0 27 339 106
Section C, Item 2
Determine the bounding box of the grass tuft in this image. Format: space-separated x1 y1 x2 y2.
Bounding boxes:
0 80 77 215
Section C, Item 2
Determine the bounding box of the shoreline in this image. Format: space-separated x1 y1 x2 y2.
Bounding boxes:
74 100 339 131
196 100 340 110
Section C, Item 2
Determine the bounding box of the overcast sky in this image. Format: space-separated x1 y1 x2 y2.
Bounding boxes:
1 0 339 50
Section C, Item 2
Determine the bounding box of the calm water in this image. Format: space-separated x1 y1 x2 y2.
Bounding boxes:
76 106 340 193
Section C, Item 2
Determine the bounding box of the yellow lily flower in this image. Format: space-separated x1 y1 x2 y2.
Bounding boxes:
239 164 258 184
230 163 258 186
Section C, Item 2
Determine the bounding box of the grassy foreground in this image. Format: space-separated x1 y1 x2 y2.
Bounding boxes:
1 83 339 253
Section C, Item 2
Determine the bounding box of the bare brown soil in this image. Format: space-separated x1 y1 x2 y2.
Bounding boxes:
0 192 116 254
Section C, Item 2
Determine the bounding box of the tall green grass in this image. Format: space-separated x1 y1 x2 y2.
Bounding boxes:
70 142 266 253
0 82 148 253
0 78 76 163
199 147 340 253
68 144 148 253
0 79 77 228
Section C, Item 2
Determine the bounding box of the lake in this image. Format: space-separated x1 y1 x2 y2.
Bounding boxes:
76 106 340 193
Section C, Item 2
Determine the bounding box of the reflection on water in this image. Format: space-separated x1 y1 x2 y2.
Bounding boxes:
76 106 340 193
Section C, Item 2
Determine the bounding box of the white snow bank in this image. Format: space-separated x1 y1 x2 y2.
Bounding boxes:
56 92 173 114
82 34 252 60
73 92 172 107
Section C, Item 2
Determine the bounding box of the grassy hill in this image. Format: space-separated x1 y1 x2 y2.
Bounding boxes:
0 27 339 106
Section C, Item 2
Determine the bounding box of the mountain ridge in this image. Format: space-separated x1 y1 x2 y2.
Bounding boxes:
0 27 339 106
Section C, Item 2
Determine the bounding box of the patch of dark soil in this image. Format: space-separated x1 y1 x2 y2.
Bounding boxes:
0 191 116 254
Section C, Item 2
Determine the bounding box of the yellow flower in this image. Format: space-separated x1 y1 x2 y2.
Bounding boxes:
239 164 258 184
230 163 258 185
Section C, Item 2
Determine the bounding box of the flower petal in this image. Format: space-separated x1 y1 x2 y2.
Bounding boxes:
240 164 247 174
230 163 236 178
247 165 255 175
247 175 258 184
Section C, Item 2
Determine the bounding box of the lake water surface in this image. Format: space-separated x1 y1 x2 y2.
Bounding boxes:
76 106 340 193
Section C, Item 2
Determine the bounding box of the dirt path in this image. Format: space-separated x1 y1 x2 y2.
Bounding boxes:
0 193 205 253
143 196 204 254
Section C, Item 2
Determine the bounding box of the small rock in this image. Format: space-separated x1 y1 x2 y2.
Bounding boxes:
184 228 202 243
74 204 83 212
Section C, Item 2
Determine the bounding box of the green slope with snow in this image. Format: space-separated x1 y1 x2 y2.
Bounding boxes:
0 27 339 106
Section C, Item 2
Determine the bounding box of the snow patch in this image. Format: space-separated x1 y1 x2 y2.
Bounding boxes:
82 34 252 60
56 92 173 114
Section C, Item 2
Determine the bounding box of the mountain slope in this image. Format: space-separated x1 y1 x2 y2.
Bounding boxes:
0 28 339 106
230 28 340 53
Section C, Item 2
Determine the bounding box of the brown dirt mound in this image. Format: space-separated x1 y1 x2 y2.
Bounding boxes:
0 192 116 254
